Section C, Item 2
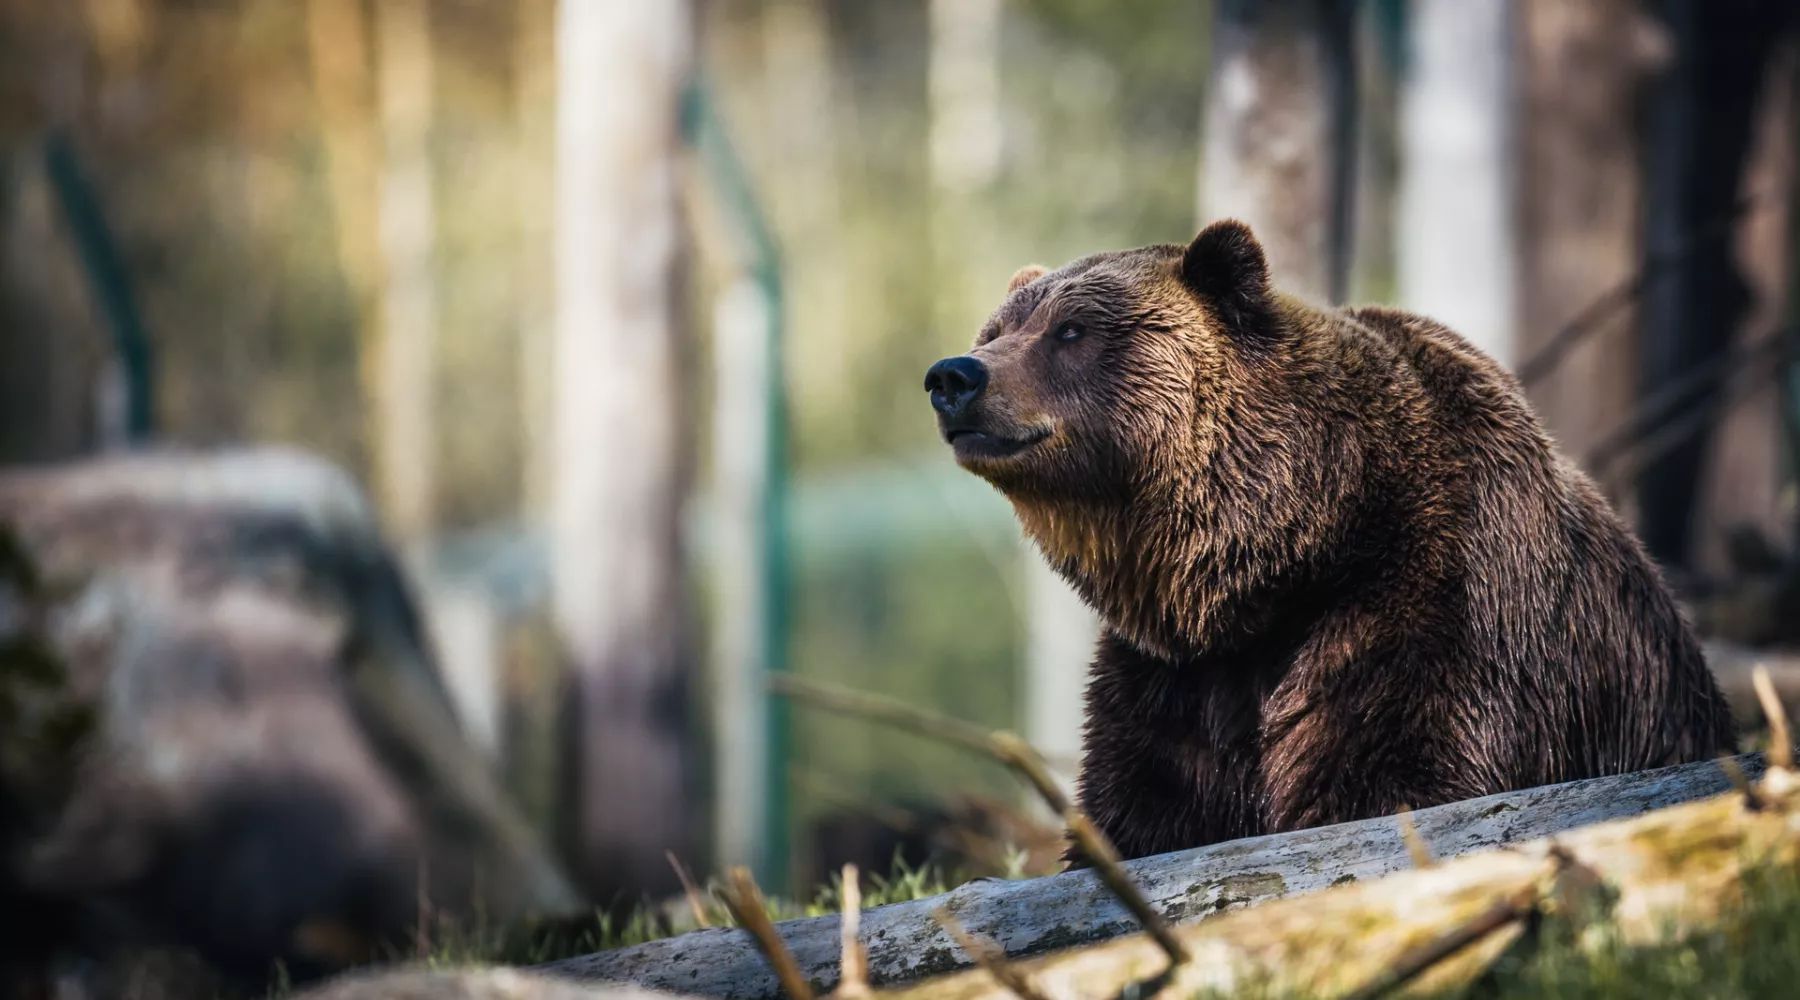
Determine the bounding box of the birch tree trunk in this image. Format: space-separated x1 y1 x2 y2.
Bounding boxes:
1397 0 1516 367
552 0 697 901
515 0 557 526
1200 0 1356 304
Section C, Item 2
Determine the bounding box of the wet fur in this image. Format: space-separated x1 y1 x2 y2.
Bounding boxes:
945 221 1736 863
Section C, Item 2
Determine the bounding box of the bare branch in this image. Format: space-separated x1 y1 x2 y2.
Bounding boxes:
933 908 1052 1000
1064 813 1187 966
1340 883 1538 1000
769 674 999 756
773 675 1182 967
666 851 712 929
720 867 814 1000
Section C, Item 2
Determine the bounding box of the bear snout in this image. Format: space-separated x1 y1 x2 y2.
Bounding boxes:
924 355 989 420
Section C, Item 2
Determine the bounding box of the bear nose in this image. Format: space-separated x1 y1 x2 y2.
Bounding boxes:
924 356 989 418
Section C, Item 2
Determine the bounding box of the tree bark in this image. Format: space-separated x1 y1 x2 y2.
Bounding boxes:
552 0 697 902
1200 0 1357 304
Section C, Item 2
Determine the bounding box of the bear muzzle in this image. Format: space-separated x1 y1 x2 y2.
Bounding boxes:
926 355 1053 463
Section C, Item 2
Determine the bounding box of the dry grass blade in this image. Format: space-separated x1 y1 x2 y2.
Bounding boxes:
721 866 815 1000
836 864 869 998
1065 813 1188 966
1718 755 1765 810
666 850 712 929
1753 664 1793 771
933 907 1052 1000
1397 807 1434 867
1340 883 1539 1000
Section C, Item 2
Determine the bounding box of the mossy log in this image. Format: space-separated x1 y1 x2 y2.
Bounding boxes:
878 764 1800 1000
544 755 1763 998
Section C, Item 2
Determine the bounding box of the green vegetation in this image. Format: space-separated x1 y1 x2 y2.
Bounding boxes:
1188 862 1800 1000
1451 863 1800 1000
409 854 962 970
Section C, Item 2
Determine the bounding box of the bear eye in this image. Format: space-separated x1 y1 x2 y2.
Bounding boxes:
1054 322 1083 343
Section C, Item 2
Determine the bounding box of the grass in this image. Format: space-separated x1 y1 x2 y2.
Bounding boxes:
1450 862 1800 1000
1176 862 1800 1000
409 852 964 969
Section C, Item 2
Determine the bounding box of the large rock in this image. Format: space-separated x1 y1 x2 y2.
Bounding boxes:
0 447 581 989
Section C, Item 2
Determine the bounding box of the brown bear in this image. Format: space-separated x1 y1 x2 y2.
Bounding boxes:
923 220 1736 862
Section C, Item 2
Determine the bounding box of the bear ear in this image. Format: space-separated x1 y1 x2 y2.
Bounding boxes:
1180 220 1279 345
1007 264 1048 294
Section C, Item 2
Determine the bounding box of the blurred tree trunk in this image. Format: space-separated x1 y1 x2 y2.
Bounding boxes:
1397 0 1516 366
1638 0 1795 572
1513 1 1667 463
1199 0 1357 304
552 0 696 901
307 0 438 546
0 153 101 463
1691 41 1794 576
515 0 556 526
372 0 438 550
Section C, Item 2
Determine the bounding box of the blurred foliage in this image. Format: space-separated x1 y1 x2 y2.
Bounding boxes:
785 537 1023 866
702 0 1214 881
0 0 1219 888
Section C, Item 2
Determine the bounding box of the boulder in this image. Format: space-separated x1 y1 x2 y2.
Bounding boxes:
0 447 580 990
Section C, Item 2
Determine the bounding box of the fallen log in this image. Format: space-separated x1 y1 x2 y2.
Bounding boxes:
876 761 1800 1000
292 967 702 1000
542 754 1765 998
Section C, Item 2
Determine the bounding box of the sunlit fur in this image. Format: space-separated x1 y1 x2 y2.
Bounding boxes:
938 220 1737 863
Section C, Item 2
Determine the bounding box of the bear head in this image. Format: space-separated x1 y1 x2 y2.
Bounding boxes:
924 219 1285 503
923 220 1350 657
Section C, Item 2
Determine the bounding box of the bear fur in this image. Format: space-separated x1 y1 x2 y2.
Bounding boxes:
926 220 1736 862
